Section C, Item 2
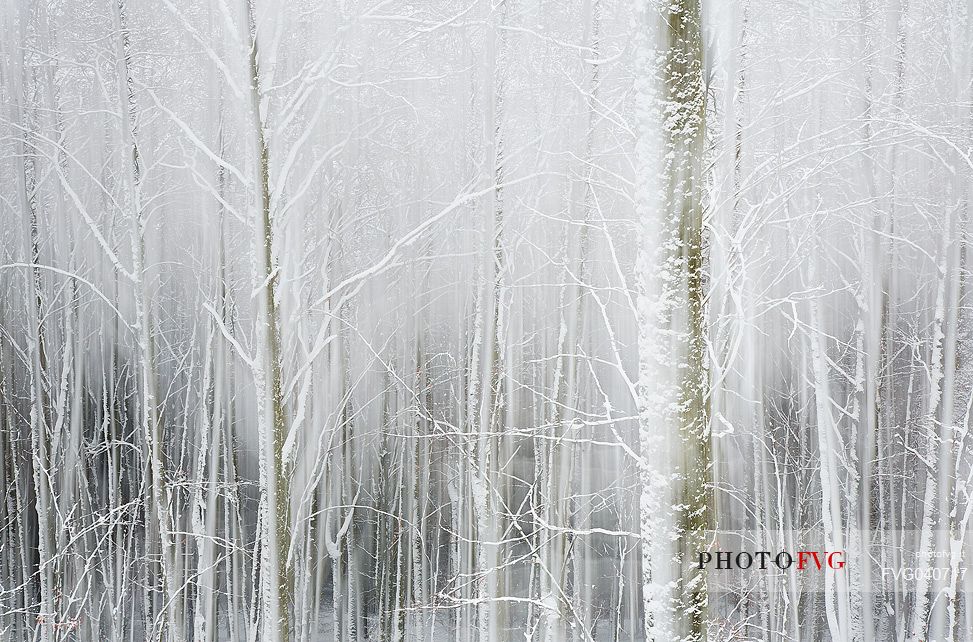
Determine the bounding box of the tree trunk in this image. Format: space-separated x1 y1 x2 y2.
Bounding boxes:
635 0 711 639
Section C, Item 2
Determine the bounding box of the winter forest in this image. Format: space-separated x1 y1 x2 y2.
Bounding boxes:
2 0 973 640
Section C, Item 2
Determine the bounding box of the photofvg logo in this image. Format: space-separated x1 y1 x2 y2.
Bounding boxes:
698 550 845 571
697 530 846 575
694 530 850 595
696 529 973 596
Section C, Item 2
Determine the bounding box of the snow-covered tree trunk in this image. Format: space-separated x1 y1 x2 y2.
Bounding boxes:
243 1 291 639
635 0 711 639
109 1 182 638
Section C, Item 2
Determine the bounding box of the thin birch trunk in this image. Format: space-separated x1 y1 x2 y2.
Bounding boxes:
243 1 291 638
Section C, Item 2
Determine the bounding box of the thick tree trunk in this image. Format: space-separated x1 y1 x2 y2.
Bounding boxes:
635 0 711 639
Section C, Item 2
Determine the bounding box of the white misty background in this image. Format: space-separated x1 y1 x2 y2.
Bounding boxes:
0 0 969 640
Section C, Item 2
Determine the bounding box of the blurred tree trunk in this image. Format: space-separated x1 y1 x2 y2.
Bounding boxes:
636 0 711 639
243 1 292 638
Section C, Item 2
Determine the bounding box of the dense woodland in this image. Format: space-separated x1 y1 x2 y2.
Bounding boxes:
1 0 972 640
